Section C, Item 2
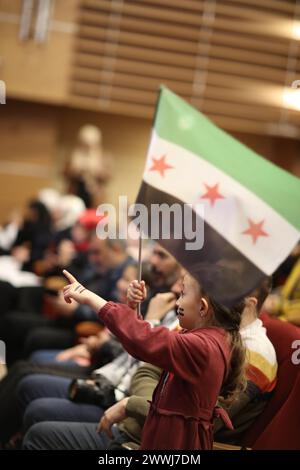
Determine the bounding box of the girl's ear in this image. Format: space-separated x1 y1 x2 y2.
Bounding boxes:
245 296 258 308
199 297 209 317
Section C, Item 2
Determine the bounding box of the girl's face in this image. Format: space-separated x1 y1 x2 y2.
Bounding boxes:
176 274 206 330
116 265 138 303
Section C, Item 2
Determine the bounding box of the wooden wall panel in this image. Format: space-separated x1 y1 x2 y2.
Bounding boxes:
69 0 300 136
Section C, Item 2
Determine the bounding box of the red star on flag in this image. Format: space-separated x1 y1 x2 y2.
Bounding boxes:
149 155 173 177
242 219 269 244
200 183 224 207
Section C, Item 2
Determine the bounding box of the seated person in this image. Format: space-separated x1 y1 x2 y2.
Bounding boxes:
0 235 135 365
214 277 277 444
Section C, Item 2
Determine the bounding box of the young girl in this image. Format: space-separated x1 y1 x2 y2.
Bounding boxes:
62 267 245 450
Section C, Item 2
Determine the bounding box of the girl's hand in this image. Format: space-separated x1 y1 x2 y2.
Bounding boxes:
145 292 177 321
127 280 147 310
97 397 129 437
62 270 107 312
62 270 89 305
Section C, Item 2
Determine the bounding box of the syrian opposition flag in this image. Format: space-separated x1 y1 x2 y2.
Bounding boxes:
135 87 300 307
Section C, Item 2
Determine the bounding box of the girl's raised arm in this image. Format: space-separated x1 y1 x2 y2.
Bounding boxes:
63 269 107 311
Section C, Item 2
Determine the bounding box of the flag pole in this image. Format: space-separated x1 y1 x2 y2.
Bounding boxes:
137 232 142 317
134 87 162 316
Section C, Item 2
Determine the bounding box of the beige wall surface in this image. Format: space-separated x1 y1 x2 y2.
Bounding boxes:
0 99 151 222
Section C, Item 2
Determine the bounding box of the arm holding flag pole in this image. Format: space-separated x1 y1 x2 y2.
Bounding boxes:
61 269 212 380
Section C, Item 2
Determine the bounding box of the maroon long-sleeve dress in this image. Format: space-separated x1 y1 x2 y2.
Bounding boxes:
99 301 232 450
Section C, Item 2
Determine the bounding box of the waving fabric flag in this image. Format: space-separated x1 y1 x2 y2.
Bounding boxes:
135 87 300 307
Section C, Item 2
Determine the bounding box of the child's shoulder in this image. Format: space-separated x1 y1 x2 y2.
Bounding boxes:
183 326 228 345
190 325 227 336
190 327 231 361
178 327 231 364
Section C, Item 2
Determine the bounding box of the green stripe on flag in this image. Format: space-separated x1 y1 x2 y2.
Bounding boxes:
154 86 300 231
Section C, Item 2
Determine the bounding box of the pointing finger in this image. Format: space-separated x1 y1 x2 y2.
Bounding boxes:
63 270 77 284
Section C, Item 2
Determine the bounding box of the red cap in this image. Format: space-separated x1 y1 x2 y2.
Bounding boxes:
78 209 106 230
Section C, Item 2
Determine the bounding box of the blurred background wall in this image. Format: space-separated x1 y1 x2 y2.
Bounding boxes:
0 0 300 222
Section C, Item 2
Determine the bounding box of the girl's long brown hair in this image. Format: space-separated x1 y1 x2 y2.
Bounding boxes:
190 263 247 406
208 298 246 406
209 275 272 405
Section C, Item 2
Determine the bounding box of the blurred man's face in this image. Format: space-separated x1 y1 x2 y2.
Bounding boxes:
88 237 110 271
71 223 89 245
149 244 180 287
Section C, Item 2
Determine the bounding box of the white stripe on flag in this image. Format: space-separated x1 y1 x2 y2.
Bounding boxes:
143 131 299 275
